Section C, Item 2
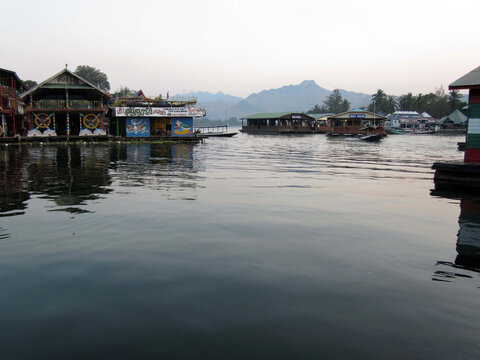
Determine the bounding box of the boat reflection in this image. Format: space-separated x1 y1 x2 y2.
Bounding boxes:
431 191 480 282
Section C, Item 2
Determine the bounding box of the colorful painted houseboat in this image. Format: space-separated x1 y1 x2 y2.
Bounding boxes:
328 110 386 137
109 91 206 138
0 68 27 139
240 112 318 133
20 68 111 139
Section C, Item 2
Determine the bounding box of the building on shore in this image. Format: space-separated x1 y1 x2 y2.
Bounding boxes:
240 113 318 133
437 109 467 133
109 91 206 138
0 68 27 139
20 67 111 139
328 109 386 136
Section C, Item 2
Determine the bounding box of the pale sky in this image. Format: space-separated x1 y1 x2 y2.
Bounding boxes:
2 0 479 98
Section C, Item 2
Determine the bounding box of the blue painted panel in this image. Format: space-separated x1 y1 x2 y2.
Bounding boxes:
172 117 194 137
126 118 150 137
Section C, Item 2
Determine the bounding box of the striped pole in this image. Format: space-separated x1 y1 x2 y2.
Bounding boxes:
465 89 480 163
67 113 70 136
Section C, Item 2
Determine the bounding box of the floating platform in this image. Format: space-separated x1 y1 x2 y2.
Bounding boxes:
0 135 206 144
432 161 480 192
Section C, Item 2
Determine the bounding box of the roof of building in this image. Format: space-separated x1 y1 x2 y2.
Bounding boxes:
20 67 111 100
329 109 386 120
438 109 467 125
449 65 480 89
0 67 27 91
308 113 334 119
242 112 314 120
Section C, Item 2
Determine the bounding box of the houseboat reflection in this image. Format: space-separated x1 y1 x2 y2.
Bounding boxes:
431 192 480 282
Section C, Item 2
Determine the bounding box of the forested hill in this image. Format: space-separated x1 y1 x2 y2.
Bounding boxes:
177 80 371 120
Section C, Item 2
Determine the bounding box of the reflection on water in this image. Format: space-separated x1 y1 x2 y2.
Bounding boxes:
0 146 30 217
432 192 480 284
2 134 480 359
0 142 200 219
110 143 201 199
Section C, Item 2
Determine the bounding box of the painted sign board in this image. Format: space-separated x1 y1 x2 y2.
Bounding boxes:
115 107 205 118
172 117 194 137
126 118 150 137
349 114 366 118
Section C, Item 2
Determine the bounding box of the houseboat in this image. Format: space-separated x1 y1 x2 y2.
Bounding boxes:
328 110 386 137
386 111 437 133
240 112 318 134
109 90 206 139
0 68 27 141
21 67 111 140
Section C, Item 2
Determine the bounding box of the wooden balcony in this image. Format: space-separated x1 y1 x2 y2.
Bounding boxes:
28 100 104 110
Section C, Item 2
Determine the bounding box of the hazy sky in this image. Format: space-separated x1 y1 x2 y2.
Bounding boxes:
2 0 479 97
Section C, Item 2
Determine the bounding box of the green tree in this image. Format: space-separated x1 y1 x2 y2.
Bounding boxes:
448 90 466 112
323 89 350 114
306 104 328 114
74 65 110 91
385 95 398 114
368 89 388 113
23 80 37 89
111 86 137 98
399 93 416 111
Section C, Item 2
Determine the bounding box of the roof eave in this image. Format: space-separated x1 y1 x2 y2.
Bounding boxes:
449 84 480 90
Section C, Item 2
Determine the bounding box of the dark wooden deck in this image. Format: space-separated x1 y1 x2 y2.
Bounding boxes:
432 161 480 192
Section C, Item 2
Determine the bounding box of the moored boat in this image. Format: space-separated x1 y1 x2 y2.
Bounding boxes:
360 133 384 141
196 125 238 137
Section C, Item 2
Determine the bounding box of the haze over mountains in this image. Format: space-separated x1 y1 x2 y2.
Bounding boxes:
176 80 372 120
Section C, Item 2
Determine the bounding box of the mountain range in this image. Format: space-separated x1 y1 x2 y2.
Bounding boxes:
175 80 372 120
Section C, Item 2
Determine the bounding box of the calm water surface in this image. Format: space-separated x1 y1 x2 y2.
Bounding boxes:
1 133 479 359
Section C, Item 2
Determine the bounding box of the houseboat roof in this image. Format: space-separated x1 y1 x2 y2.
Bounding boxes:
438 109 467 125
20 67 112 100
329 110 386 120
308 113 334 119
111 92 198 107
0 68 27 91
449 65 480 90
242 112 314 120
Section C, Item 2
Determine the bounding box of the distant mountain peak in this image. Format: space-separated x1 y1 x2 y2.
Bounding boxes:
299 80 317 86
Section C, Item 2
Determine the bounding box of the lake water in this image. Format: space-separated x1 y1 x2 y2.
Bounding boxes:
1 133 479 359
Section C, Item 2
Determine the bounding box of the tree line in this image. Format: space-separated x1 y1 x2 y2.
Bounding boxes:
366 88 466 119
307 87 467 119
